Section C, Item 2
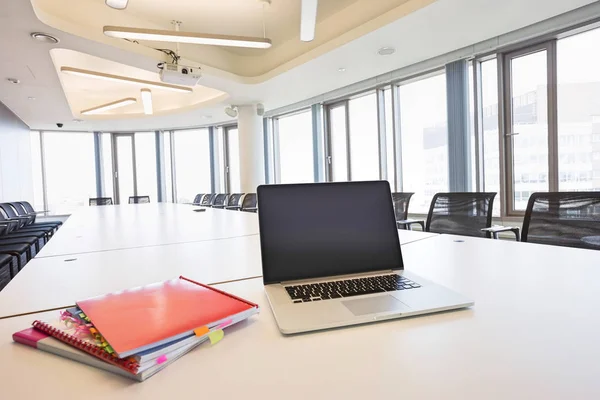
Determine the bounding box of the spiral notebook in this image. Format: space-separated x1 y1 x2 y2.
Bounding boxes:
76 276 260 358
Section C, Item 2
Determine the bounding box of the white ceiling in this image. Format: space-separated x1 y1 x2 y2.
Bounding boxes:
0 0 597 132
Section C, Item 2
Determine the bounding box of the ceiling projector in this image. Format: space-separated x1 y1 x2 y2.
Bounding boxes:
159 63 201 86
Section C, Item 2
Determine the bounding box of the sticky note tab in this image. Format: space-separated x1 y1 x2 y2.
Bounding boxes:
208 329 224 345
156 355 168 364
194 326 210 336
216 319 233 330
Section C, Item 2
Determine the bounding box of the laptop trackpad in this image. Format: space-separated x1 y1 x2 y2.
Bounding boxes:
342 295 410 316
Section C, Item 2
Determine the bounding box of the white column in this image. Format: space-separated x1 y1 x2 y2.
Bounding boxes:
237 104 265 192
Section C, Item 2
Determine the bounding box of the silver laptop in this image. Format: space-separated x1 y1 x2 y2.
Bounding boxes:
257 181 473 334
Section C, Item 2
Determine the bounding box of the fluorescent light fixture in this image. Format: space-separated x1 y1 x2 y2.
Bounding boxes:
300 0 318 42
103 26 272 49
141 89 153 115
106 0 128 10
81 98 136 115
61 67 193 93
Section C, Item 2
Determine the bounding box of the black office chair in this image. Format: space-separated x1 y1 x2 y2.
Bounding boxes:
240 193 257 213
0 254 16 290
0 224 33 271
0 204 53 240
201 194 216 207
403 192 516 239
192 194 205 205
225 193 245 210
391 192 420 230
16 201 62 230
129 196 150 204
89 197 113 206
211 194 229 209
8 202 61 234
521 192 600 250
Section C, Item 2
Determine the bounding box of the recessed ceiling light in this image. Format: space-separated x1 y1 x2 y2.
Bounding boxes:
61 67 193 93
28 96 36 100
72 119 84 123
201 115 213 119
338 67 346 72
81 98 137 115
103 26 272 49
377 47 396 56
106 0 128 10
30 32 59 44
7 78 20 84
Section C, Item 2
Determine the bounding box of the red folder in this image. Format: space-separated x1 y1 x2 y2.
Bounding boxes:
77 276 259 358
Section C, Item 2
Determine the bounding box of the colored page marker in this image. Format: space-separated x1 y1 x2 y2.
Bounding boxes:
156 355 168 364
216 319 233 330
208 329 224 345
194 326 210 336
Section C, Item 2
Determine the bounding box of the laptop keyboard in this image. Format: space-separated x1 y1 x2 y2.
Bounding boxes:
285 274 421 303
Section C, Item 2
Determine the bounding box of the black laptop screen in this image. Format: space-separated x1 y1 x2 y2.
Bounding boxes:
257 181 404 284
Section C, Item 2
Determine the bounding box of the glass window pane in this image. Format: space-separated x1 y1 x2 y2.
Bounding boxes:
329 105 348 181
227 127 241 193
164 131 173 202
384 88 395 190
277 110 314 184
100 133 114 201
557 28 600 191
509 50 549 210
349 93 379 180
115 136 135 203
173 129 211 203
29 131 45 210
134 132 157 202
44 132 96 214
399 72 449 213
481 59 501 216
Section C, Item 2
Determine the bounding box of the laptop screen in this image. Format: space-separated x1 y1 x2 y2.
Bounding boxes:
257 181 404 284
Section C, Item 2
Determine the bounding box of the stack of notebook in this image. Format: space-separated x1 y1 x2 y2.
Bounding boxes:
13 276 259 381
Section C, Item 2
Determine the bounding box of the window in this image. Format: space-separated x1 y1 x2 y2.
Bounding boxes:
275 110 314 183
328 104 349 181
226 127 241 192
557 27 600 191
29 131 45 210
348 93 379 181
100 133 114 200
43 132 96 214
383 88 395 190
164 131 174 202
480 59 501 216
134 132 158 201
399 72 448 213
173 129 211 203
505 47 549 211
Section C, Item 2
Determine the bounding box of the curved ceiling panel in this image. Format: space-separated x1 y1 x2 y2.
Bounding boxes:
31 0 436 81
51 48 228 119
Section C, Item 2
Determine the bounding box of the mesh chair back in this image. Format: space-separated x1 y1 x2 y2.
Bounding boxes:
391 192 415 221
227 193 245 208
241 193 257 212
212 194 228 208
426 192 496 238
19 201 35 214
193 194 205 205
201 194 216 206
129 196 150 204
89 197 113 206
522 192 600 250
0 204 19 219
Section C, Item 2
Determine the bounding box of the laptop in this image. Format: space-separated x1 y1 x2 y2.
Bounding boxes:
257 181 473 334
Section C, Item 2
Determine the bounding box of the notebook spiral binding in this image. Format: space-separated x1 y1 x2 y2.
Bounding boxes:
32 320 139 374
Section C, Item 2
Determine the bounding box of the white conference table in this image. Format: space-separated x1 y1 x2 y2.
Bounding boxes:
36 204 260 258
1 236 600 399
0 229 437 319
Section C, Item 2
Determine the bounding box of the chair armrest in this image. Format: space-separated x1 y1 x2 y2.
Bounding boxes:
396 219 425 231
225 206 241 210
242 207 258 212
481 226 520 241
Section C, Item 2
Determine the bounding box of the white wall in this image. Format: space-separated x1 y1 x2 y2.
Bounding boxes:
0 101 34 202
